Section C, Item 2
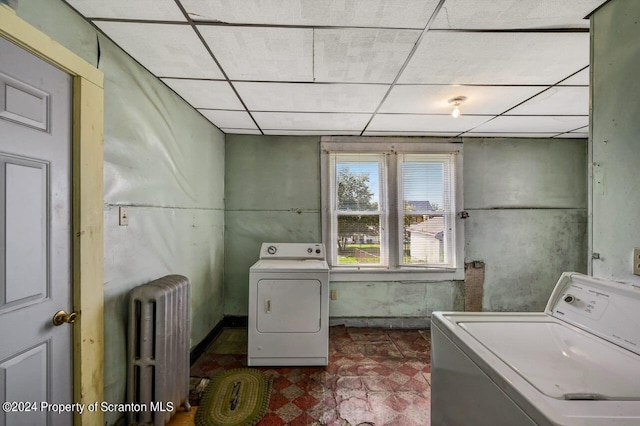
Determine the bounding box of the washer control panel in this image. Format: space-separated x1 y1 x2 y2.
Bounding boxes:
555 288 609 321
260 243 325 260
546 272 640 356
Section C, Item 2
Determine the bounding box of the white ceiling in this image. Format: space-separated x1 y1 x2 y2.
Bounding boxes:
65 0 606 137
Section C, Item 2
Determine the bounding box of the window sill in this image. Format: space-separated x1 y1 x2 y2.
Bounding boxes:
329 267 464 282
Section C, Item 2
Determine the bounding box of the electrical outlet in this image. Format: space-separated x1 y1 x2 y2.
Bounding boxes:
119 207 129 226
634 248 640 276
330 290 338 300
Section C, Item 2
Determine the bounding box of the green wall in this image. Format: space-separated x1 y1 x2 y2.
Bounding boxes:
15 2 226 424
225 135 587 318
464 138 587 311
224 136 321 314
591 0 640 285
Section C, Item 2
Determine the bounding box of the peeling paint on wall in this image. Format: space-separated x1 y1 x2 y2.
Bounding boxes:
464 261 485 312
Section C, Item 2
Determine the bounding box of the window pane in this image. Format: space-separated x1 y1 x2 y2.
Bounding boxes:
400 154 454 267
402 160 444 213
336 156 381 211
337 215 382 265
403 214 445 265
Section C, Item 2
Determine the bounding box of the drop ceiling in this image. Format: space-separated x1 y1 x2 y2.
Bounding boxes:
64 0 607 138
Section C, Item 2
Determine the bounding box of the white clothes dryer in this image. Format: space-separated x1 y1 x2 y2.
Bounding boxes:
431 272 640 425
248 243 329 366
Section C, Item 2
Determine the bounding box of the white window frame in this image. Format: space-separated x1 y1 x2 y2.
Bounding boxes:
330 153 389 267
321 137 464 282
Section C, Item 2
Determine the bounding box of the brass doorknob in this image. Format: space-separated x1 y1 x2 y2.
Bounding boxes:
52 310 77 326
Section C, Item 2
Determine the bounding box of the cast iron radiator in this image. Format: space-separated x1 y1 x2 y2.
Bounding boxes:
127 275 191 425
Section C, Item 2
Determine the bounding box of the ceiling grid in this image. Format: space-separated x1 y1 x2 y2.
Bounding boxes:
64 0 606 137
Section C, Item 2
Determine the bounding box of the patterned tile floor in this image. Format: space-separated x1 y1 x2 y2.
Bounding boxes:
172 326 432 426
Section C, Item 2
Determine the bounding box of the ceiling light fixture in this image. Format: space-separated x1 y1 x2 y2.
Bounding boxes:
448 96 467 118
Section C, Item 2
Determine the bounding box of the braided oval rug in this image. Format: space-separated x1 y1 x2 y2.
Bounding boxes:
195 368 272 426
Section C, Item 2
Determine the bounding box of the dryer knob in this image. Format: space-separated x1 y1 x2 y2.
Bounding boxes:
563 294 576 304
307 248 313 253
267 246 277 255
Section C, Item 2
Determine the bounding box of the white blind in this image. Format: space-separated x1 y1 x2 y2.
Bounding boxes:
400 154 455 267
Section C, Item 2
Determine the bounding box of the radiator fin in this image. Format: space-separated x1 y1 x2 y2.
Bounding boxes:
127 275 191 425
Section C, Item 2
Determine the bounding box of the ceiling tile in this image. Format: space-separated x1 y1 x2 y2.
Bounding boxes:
471 116 588 133
199 110 257 129
431 0 607 29
162 79 244 109
221 128 263 135
253 112 370 131
234 82 389 113
506 87 589 115
367 114 490 132
380 85 543 114
67 0 186 21
198 26 313 81
399 32 589 85
314 29 421 83
559 68 589 85
96 22 223 78
181 0 440 28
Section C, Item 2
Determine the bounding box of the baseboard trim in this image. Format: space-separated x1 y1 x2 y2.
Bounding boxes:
190 315 249 365
191 316 431 364
221 315 248 328
329 316 431 329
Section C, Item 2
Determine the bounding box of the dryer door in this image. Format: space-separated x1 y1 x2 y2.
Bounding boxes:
257 279 321 333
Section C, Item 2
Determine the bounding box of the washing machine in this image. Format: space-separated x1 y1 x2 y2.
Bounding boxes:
248 242 329 366
431 272 640 425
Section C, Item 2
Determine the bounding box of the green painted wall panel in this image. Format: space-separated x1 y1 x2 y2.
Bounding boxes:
329 281 464 317
16 0 98 66
329 282 428 317
225 135 320 211
591 0 640 284
465 209 587 311
464 138 587 209
99 35 225 209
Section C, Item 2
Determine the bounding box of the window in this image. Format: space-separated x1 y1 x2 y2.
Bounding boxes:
399 154 455 267
321 139 463 277
332 153 387 266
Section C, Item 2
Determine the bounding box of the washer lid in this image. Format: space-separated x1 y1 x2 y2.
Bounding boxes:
251 259 329 271
460 321 640 400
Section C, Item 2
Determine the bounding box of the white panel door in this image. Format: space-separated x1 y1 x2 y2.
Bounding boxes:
0 36 72 426
257 279 321 333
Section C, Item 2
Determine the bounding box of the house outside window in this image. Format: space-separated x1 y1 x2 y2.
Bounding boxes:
321 138 464 281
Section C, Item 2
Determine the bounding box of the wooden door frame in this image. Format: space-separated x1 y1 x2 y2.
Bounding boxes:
0 6 104 426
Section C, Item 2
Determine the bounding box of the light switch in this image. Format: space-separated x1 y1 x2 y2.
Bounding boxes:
634 248 640 276
119 207 129 226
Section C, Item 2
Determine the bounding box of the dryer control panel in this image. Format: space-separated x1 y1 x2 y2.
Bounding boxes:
259 242 325 260
546 272 640 356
